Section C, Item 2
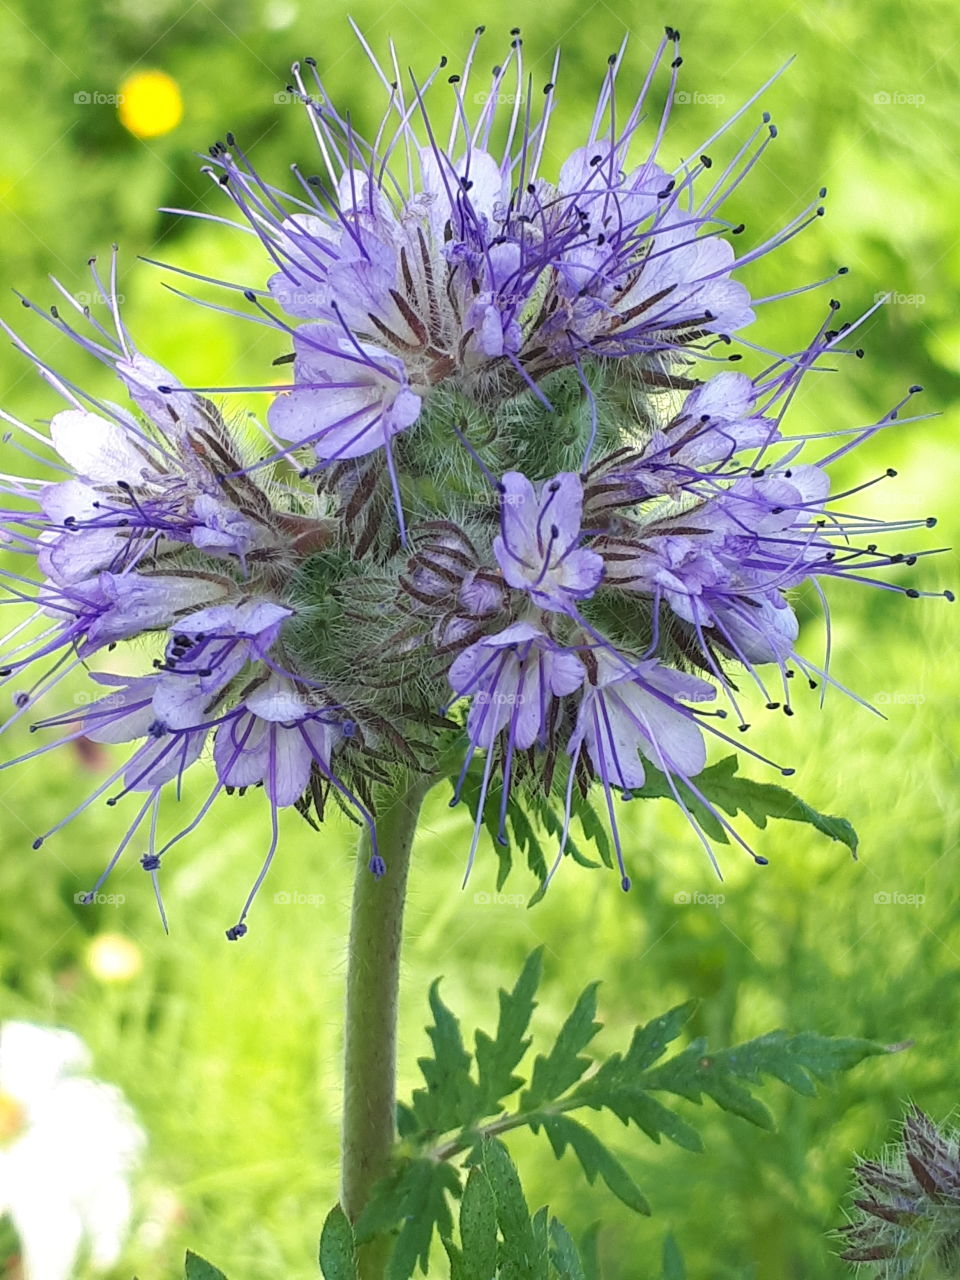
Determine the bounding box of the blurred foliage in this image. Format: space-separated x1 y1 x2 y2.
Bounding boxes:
0 0 958 1277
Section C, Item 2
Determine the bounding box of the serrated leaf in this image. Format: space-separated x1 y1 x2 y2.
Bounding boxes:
634 755 858 856
481 1139 541 1280
411 979 479 1134
642 1030 887 1129
355 1158 460 1280
458 1167 498 1280
539 1114 650 1215
184 1253 228 1280
318 1206 355 1280
549 1218 587 1279
661 1233 686 1280
475 947 543 1113
522 983 601 1110
575 1003 702 1150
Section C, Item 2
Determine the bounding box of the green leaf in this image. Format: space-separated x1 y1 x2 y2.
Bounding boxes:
356 1158 461 1280
661 1233 686 1280
522 982 601 1110
578 1223 602 1280
388 1160 461 1280
634 755 858 856
458 1167 498 1280
642 1030 888 1129
549 1218 587 1280
481 1139 542 1280
575 1003 703 1150
184 1253 228 1280
539 1114 650 1215
411 979 479 1134
318 1206 356 1280
475 947 543 1113
530 1206 551 1280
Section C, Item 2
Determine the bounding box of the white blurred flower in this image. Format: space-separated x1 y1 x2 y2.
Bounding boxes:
0 1021 144 1280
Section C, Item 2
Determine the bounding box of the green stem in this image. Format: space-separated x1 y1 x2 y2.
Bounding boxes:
340 772 432 1278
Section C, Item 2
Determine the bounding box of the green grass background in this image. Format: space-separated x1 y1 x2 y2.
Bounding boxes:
0 0 958 1276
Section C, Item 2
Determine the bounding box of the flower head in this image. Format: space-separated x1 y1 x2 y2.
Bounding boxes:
0 30 950 927
840 1106 960 1274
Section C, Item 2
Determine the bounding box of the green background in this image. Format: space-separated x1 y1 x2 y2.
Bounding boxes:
0 0 958 1276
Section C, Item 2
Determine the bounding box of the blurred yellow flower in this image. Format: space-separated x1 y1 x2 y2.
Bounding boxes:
85 933 144 984
118 70 183 138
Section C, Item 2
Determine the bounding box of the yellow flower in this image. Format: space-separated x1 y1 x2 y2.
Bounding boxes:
85 933 144 984
118 70 183 138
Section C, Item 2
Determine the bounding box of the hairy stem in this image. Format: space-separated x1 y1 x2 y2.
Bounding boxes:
340 772 432 1278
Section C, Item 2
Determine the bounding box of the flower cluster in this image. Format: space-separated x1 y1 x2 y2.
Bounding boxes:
0 28 949 932
839 1106 960 1273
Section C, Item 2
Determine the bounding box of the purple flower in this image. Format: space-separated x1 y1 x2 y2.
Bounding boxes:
195 25 799 493
494 472 603 613
448 621 585 871
269 325 422 463
0 33 949 926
